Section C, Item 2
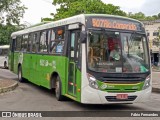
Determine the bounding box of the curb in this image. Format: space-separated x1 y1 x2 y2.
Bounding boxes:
152 70 160 72
152 87 160 93
152 69 160 72
0 81 18 94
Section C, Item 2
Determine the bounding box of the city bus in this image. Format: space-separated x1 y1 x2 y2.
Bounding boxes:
0 45 9 68
9 14 151 104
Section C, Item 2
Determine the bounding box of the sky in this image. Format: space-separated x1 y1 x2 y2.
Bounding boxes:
20 0 160 25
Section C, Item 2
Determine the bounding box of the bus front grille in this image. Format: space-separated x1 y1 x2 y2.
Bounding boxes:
106 90 138 93
104 81 141 84
105 96 137 102
99 77 144 84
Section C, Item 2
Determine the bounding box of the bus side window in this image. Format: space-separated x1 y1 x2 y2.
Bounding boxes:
39 31 48 53
22 34 28 52
46 30 51 52
50 29 56 53
27 34 32 52
50 28 65 54
21 36 25 51
15 36 22 51
32 33 37 53
11 39 16 52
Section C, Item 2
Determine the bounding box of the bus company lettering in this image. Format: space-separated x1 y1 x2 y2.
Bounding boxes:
92 18 137 31
40 59 49 67
40 59 56 69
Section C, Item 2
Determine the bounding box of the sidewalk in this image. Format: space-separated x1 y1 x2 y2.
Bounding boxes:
152 70 160 93
0 79 18 94
152 65 160 72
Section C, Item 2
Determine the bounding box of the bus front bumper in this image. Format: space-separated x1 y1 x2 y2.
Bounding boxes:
81 85 152 104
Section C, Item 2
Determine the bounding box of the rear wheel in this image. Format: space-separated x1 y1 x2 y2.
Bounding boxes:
55 76 65 101
18 66 24 82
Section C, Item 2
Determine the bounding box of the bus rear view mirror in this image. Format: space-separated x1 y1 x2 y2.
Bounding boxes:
80 31 87 43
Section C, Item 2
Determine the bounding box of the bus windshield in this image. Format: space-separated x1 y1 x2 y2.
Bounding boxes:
87 30 150 73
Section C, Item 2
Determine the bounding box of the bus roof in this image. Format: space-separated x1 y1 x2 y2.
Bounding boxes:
11 14 142 38
0 45 9 49
84 14 142 22
11 14 86 38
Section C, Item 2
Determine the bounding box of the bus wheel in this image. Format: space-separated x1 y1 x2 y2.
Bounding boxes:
18 66 24 82
55 76 64 101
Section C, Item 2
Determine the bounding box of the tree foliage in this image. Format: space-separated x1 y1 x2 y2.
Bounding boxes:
0 0 26 25
0 24 21 45
128 12 160 21
43 0 160 22
52 0 77 5
43 1 160 22
128 12 145 20
0 0 26 45
49 0 126 21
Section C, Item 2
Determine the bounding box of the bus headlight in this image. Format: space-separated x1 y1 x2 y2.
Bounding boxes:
87 73 99 89
142 75 151 90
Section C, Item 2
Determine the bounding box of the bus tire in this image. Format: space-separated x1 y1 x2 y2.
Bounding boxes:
55 76 64 101
18 66 24 82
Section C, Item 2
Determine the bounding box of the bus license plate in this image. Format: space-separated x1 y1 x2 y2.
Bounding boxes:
116 94 128 99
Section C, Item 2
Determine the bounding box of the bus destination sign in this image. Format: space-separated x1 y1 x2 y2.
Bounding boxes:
92 18 139 31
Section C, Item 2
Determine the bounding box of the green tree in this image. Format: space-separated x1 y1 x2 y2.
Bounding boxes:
152 15 158 20
145 16 155 21
45 0 126 21
158 13 160 18
0 0 26 45
41 17 54 22
0 0 26 25
127 12 160 21
0 24 21 45
128 12 146 20
52 0 77 5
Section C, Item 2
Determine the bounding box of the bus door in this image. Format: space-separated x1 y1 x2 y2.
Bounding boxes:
68 30 80 97
10 39 16 71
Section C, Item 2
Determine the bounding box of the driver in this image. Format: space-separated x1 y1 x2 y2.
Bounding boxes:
109 44 120 61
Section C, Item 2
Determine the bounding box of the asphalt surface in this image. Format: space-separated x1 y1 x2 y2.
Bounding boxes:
0 69 160 120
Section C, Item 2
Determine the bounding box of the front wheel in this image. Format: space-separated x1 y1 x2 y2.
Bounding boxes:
18 66 24 82
55 76 65 101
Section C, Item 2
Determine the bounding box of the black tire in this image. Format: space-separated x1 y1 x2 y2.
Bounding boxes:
18 66 24 82
55 76 65 101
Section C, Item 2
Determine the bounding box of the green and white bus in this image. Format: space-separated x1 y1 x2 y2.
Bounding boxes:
9 14 151 104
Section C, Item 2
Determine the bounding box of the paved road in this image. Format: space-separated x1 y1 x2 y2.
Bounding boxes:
0 69 159 120
1 81 160 110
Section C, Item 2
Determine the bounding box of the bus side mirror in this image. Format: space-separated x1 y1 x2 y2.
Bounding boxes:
80 31 87 43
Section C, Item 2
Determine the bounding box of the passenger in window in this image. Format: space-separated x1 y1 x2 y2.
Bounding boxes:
109 44 120 61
